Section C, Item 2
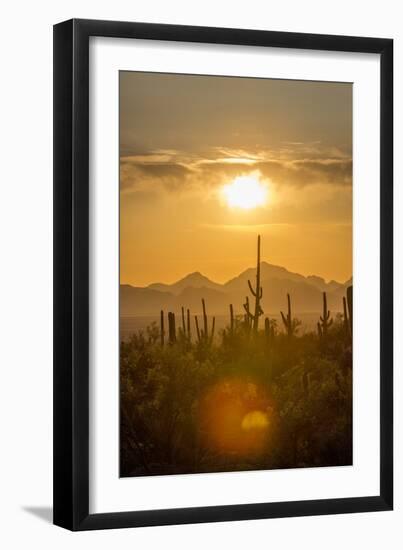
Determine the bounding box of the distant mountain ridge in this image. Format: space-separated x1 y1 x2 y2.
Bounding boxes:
121 262 352 317
148 271 222 294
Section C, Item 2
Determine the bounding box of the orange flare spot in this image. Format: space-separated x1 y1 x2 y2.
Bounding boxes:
198 378 272 457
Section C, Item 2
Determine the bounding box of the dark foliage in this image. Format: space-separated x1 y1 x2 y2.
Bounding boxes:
120 311 352 477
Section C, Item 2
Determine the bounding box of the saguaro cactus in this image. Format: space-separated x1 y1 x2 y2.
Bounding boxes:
186 308 191 341
178 306 192 342
342 297 350 339
318 291 333 338
202 298 208 337
210 317 216 346
243 296 253 335
181 306 186 335
342 285 353 342
195 298 215 345
229 304 234 337
281 293 299 337
194 315 201 342
247 235 264 333
347 285 353 336
167 312 176 344
160 310 165 347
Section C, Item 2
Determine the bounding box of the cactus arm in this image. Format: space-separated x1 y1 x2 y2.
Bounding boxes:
281 293 297 337
245 235 263 333
280 311 288 328
243 296 254 319
243 302 254 319
248 279 257 296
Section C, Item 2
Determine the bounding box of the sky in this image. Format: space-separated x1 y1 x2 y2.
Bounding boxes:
120 71 352 286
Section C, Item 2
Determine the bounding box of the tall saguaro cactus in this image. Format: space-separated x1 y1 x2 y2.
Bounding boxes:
167 312 176 344
318 291 333 339
247 235 264 333
281 293 299 337
194 298 215 345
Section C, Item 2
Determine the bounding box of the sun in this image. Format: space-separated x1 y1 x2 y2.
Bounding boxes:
222 174 268 209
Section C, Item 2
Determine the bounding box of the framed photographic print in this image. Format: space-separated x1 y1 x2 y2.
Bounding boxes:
53 19 393 530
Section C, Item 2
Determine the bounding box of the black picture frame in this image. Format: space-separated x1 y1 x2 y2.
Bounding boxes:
53 18 393 531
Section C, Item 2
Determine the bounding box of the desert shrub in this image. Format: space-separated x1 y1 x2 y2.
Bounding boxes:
120 317 352 476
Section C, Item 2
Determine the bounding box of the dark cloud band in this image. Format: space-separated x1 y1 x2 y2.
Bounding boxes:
120 151 352 194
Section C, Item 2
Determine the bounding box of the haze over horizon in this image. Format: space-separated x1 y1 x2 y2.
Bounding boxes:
121 259 352 289
120 72 352 287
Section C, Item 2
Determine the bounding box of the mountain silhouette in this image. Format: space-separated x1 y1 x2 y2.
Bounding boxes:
148 271 222 295
121 262 351 317
223 262 332 292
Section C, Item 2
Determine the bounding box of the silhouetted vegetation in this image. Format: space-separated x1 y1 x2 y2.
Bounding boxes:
120 237 353 477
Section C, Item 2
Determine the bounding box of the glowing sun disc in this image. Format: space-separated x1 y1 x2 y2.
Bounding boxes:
222 174 268 209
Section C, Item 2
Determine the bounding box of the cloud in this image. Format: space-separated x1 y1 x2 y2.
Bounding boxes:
120 146 352 194
257 158 352 187
120 158 193 193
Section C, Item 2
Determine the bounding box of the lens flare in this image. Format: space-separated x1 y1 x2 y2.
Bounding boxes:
241 410 269 431
198 378 273 457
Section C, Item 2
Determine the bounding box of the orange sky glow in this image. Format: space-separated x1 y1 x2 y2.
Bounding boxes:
120 72 352 286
